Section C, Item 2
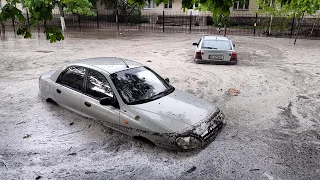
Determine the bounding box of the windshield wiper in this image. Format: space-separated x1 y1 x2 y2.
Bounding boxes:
202 47 217 49
127 98 153 105
149 87 175 100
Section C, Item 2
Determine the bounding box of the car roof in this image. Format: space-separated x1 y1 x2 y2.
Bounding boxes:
202 36 230 41
72 57 143 74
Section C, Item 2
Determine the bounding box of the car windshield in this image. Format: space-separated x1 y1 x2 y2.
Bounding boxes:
110 67 174 105
201 40 232 50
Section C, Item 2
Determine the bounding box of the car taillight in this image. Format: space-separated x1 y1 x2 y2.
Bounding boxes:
195 50 202 59
230 52 237 61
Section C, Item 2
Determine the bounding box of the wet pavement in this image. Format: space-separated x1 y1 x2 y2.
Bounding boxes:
0 31 320 179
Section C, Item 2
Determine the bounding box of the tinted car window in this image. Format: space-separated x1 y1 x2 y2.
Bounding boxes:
202 40 232 50
57 66 85 91
86 70 113 99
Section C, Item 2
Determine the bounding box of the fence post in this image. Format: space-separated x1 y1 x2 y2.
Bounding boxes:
78 14 81 29
0 21 5 38
290 15 295 38
97 10 99 28
254 13 257 35
37 22 40 38
26 8 30 25
138 13 141 31
162 11 165 32
223 16 227 37
12 19 16 38
189 11 192 33
116 9 119 31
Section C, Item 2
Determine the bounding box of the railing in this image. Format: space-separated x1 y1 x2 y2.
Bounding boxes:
1 10 320 39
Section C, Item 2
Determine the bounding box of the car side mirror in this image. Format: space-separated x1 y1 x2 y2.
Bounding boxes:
165 78 170 83
192 43 198 46
100 97 113 106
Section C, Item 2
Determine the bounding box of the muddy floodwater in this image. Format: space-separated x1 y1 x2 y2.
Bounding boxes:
1 32 320 179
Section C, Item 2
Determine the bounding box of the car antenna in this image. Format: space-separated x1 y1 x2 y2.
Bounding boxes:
121 59 129 68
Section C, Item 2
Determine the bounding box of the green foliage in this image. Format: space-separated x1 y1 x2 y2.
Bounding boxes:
1 0 96 42
61 0 95 16
98 0 145 13
17 26 32 38
44 26 65 43
1 3 25 21
156 0 233 18
258 0 320 17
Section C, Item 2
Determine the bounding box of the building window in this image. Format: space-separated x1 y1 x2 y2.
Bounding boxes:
144 0 155 9
233 0 249 10
164 1 172 8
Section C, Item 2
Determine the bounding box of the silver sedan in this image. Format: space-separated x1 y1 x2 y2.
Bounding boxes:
193 36 237 64
39 57 226 150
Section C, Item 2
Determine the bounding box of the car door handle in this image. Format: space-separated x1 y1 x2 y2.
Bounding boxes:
56 89 61 94
84 102 91 107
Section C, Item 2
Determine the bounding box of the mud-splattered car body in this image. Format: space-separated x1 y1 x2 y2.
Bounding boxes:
39 57 226 151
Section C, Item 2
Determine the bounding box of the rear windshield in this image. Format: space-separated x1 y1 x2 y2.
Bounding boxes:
201 40 232 50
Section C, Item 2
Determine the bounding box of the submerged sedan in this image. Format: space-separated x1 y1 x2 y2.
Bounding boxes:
193 36 237 64
39 57 226 150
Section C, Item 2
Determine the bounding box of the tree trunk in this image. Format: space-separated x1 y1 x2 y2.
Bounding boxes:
58 2 66 31
294 13 305 45
0 20 5 39
268 15 273 35
310 22 315 38
268 0 273 36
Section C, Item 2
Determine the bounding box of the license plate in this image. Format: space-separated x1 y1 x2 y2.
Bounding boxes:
209 55 223 60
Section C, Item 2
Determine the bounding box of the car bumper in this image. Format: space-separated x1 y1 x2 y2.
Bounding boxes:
195 58 237 63
155 117 226 151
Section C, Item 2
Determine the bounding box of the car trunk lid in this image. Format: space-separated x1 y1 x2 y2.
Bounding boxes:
200 49 233 61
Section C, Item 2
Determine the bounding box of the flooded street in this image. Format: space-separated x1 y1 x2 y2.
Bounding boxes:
1 32 320 179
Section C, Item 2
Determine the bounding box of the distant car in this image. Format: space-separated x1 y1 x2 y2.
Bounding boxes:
193 36 237 64
39 57 226 150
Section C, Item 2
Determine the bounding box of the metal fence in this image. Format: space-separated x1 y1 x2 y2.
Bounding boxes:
1 9 320 39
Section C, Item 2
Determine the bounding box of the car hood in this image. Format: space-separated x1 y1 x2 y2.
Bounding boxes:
128 89 217 132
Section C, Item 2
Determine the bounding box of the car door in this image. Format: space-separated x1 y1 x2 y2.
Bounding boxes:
55 66 85 115
81 69 120 127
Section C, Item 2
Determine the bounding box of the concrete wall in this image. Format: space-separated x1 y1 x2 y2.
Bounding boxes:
230 0 259 17
141 0 260 16
0 1 24 10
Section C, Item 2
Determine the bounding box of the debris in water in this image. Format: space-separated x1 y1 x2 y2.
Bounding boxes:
249 168 260 171
85 171 97 174
68 152 77 156
135 116 140 121
297 95 309 99
16 121 26 125
186 166 197 173
35 50 53 53
35 175 42 180
23 134 31 139
69 122 74 126
226 88 240 96
0 161 8 170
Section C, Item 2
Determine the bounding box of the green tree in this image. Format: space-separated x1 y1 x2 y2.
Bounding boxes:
155 0 233 35
155 0 233 17
0 0 96 42
258 0 320 43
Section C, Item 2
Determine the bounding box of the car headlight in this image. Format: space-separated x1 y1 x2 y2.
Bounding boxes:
176 136 202 150
215 109 226 123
